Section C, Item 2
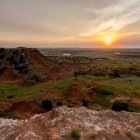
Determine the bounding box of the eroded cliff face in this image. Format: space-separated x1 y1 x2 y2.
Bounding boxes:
0 106 140 140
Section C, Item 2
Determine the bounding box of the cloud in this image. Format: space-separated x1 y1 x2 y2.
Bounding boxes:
0 0 139 47
80 0 140 37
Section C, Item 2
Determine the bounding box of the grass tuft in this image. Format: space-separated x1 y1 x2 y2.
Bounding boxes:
70 128 81 139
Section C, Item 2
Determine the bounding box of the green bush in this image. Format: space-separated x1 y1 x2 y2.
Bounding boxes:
98 88 113 96
112 101 129 111
70 129 81 139
0 66 7 76
0 112 8 118
56 101 63 106
30 75 41 82
7 95 14 99
41 99 53 111
82 100 89 107
109 72 120 78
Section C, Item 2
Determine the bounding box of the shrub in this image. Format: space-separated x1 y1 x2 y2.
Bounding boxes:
8 55 17 65
0 54 5 59
41 99 53 111
0 48 5 59
112 101 129 111
19 55 26 63
82 100 89 107
56 101 63 106
0 111 15 119
0 48 5 52
70 129 81 139
15 64 28 74
73 71 87 77
109 72 120 78
0 112 9 118
0 66 7 76
135 72 140 77
98 88 113 96
7 95 14 99
51 66 60 72
73 72 79 77
30 75 40 82
92 133 97 139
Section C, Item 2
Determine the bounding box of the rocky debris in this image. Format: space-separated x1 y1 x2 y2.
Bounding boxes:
0 106 140 140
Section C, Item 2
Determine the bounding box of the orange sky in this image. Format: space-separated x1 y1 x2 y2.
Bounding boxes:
0 0 140 48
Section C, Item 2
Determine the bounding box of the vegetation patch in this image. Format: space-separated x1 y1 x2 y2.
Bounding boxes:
56 101 63 106
0 77 74 100
41 99 53 111
98 76 140 98
112 101 129 111
98 87 114 96
92 86 114 109
82 99 89 107
70 128 81 139
0 111 15 119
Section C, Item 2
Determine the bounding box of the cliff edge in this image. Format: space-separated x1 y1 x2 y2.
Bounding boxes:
0 106 140 140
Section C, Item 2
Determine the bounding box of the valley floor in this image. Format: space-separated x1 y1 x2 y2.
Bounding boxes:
0 48 140 119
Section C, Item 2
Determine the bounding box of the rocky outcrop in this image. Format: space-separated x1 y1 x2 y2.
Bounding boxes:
0 106 140 140
0 47 48 83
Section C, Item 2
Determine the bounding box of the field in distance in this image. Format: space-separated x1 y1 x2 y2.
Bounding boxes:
0 47 140 119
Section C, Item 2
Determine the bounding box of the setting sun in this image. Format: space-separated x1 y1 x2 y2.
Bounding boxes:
104 35 112 45
95 33 116 47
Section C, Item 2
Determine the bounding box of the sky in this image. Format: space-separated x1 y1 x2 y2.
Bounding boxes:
0 0 140 48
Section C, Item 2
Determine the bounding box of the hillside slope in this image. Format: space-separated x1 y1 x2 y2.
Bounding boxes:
0 106 140 140
0 47 48 83
0 47 81 83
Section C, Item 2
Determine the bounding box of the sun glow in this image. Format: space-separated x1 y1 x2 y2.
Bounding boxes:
94 33 119 47
104 35 112 45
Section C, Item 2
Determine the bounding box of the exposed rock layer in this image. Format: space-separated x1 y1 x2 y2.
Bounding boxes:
0 106 140 140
